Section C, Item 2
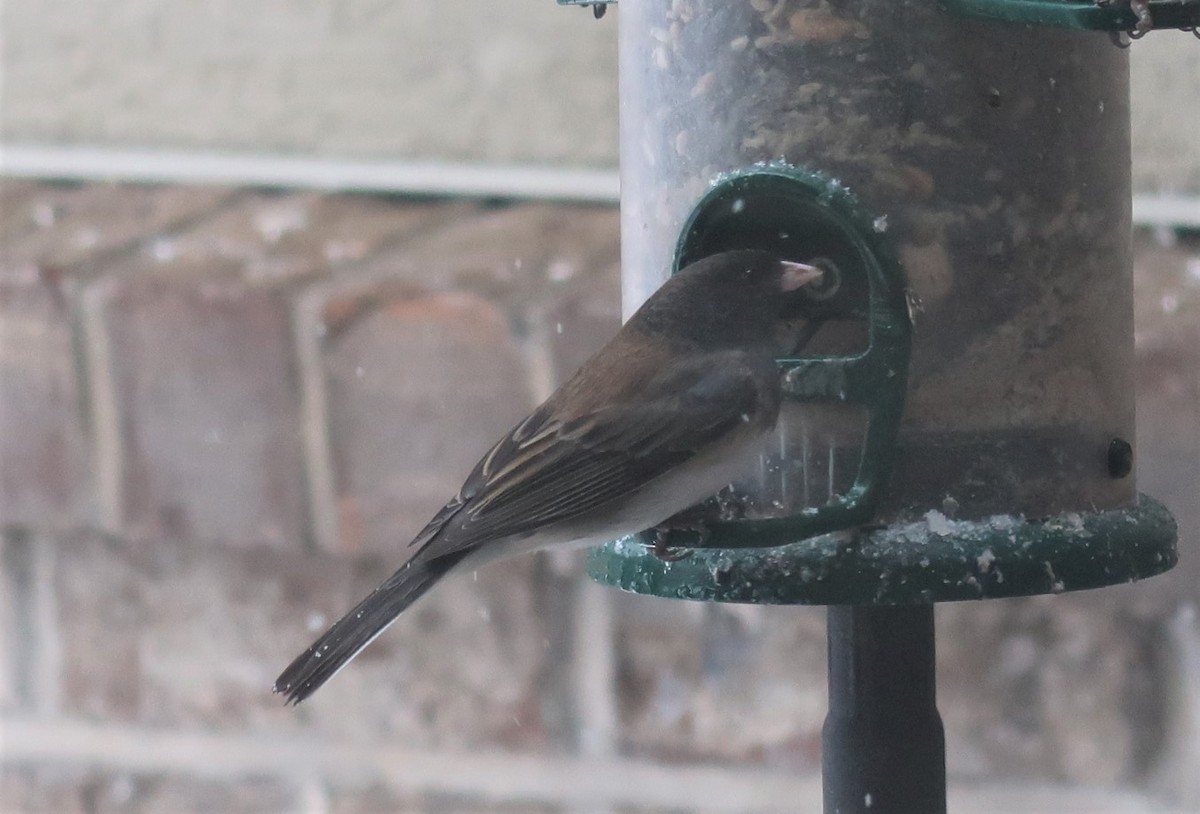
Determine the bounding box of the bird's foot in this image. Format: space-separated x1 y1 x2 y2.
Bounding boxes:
829 522 887 550
647 524 707 561
1098 0 1154 34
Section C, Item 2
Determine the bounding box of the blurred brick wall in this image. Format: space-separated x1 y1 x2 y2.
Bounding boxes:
1 180 1198 812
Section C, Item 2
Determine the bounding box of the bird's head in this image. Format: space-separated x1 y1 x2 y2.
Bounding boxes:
630 249 825 354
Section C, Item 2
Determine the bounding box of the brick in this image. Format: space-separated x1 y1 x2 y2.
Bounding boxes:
53 530 268 724
937 592 1166 784
87 264 306 547
154 190 474 287
0 767 295 814
543 271 621 388
615 599 827 768
1135 347 1200 609
0 534 20 710
613 593 1168 784
0 530 60 715
311 555 552 749
49 531 554 750
523 552 589 751
436 203 625 393
74 189 476 546
0 767 82 814
0 180 46 245
72 189 478 548
349 202 619 310
0 182 233 272
328 785 562 814
322 289 534 553
0 276 88 526
310 202 619 552
1132 232 1200 608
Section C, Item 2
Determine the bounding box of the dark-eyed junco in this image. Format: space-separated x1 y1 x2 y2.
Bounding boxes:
275 249 823 703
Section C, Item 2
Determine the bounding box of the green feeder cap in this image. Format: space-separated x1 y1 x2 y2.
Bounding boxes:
939 0 1200 33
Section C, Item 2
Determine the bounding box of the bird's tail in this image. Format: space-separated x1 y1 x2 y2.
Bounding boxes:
274 551 466 704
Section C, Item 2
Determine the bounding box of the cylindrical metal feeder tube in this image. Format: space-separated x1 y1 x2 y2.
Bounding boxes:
618 0 1135 522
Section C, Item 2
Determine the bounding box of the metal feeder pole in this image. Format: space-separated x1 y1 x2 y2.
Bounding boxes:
824 606 945 814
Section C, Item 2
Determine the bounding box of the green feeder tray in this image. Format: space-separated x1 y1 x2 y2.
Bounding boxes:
587 494 1178 605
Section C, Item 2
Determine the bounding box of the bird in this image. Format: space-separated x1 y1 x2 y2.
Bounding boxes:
274 249 824 704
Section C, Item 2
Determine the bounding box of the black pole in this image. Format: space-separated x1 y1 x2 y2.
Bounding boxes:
823 605 945 814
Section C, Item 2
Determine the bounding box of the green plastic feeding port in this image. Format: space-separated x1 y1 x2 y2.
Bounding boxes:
663 165 912 548
585 167 1178 606
940 0 1200 33
588 165 915 602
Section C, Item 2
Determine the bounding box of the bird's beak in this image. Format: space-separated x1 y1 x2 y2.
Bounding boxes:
780 260 824 292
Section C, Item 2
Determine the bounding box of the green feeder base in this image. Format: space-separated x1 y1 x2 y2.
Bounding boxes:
587 494 1177 605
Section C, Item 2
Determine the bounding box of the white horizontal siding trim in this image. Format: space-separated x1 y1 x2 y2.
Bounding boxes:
5 143 1200 228
0 143 620 204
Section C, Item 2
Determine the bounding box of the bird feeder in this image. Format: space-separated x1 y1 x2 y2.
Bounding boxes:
559 1 1185 811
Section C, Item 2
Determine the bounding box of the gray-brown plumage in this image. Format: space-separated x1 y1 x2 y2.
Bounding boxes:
275 250 823 704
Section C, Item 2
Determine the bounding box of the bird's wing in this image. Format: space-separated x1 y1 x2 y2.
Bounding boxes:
411 349 781 559
275 351 780 705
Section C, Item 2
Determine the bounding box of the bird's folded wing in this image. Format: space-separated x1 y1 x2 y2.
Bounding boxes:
411 350 780 559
